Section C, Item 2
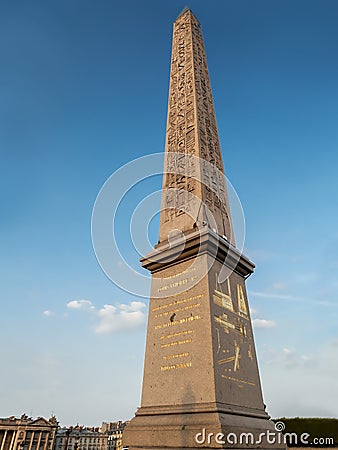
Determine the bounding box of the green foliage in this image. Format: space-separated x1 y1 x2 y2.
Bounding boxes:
273 418 338 447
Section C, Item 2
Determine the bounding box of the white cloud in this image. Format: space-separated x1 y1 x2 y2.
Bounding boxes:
253 318 276 329
95 302 146 334
118 301 145 312
42 310 53 317
65 299 147 334
67 300 95 310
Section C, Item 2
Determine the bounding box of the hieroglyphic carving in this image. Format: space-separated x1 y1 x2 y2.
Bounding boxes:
163 10 197 217
160 10 233 242
191 19 232 238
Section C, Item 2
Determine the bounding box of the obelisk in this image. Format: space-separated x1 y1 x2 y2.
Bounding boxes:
123 8 283 450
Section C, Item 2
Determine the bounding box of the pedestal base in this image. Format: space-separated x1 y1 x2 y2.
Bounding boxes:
123 403 286 450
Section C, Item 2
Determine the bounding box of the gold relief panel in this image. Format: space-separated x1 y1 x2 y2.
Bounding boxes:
213 288 233 312
217 341 240 372
237 284 248 317
213 274 234 312
214 313 235 333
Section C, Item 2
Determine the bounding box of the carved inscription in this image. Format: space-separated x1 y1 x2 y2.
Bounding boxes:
163 352 190 360
160 339 193 349
161 362 192 372
153 267 203 372
156 267 198 293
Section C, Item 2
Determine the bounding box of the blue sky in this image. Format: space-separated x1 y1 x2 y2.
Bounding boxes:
1 0 338 426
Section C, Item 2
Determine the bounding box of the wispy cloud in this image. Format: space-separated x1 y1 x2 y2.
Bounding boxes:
316 300 338 307
261 345 313 369
272 283 287 291
253 318 276 329
42 310 53 317
250 290 338 307
250 307 257 316
250 291 304 301
281 348 314 369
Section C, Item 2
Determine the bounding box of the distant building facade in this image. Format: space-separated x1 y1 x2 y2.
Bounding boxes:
0 415 58 450
102 422 128 450
53 426 107 450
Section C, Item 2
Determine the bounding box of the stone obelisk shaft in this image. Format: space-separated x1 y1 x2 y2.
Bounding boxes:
159 9 234 245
